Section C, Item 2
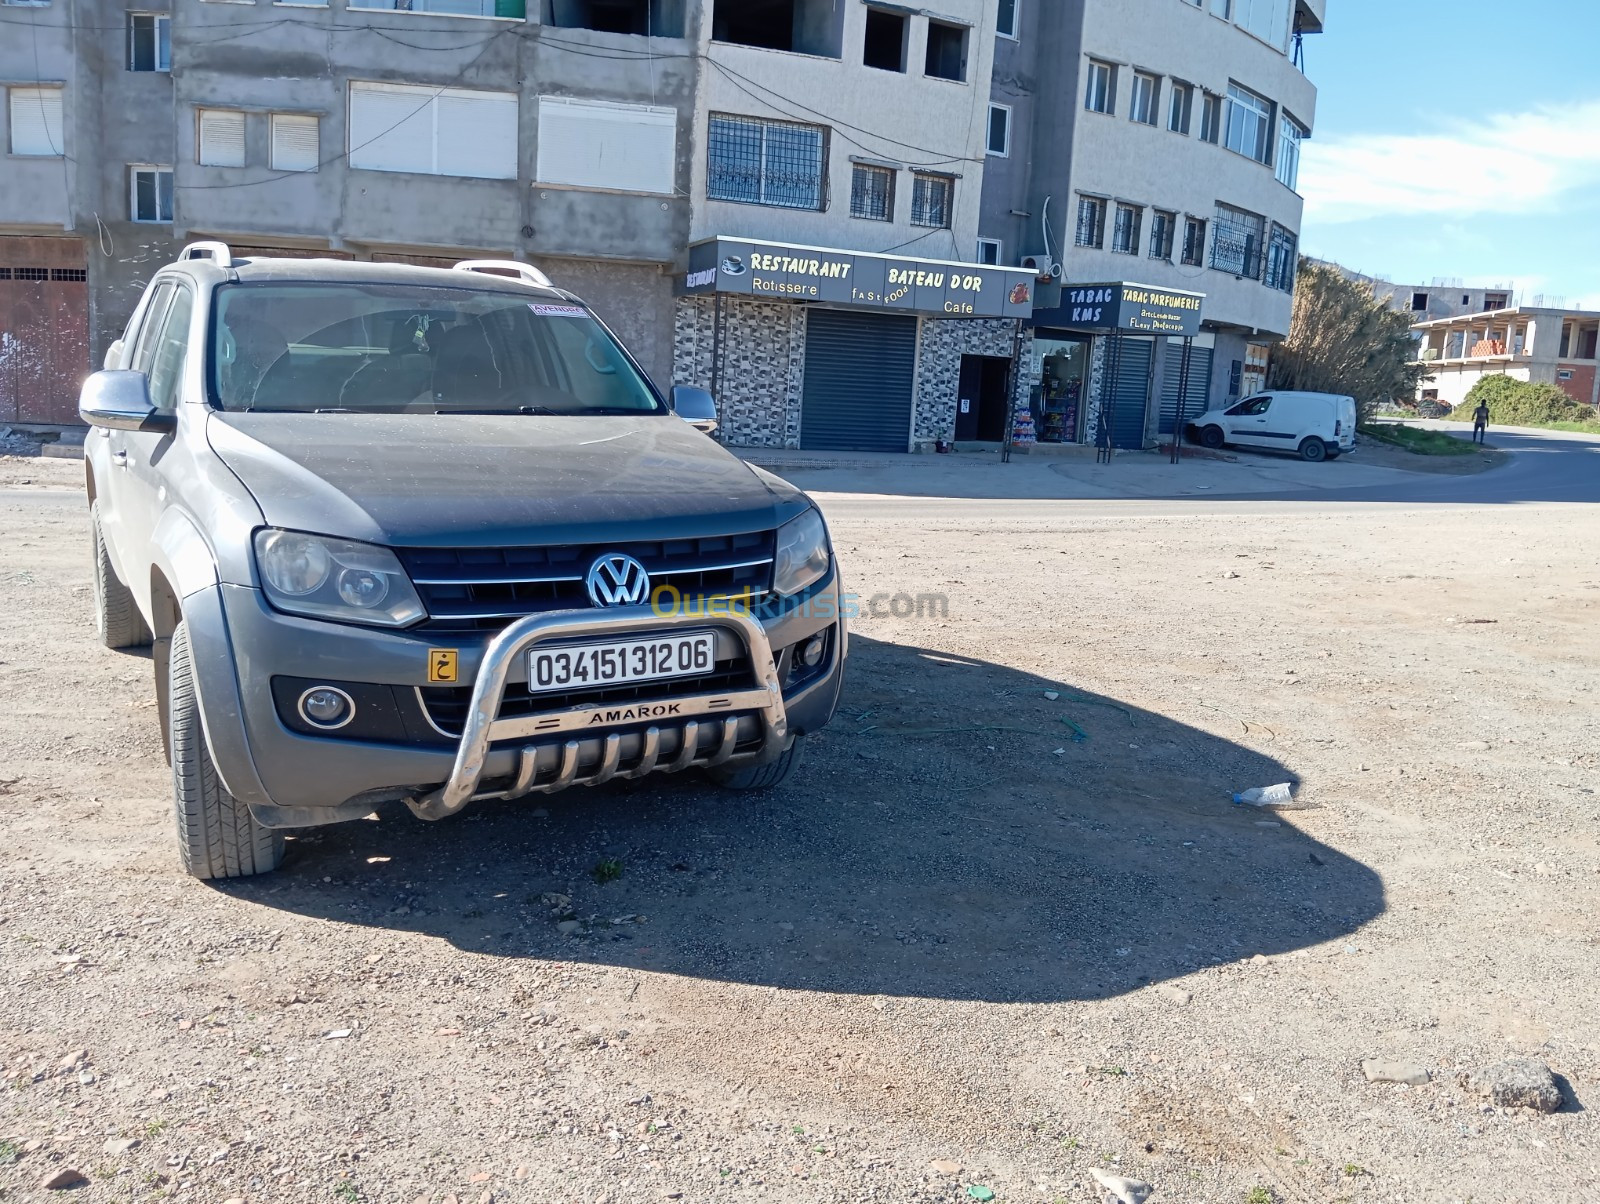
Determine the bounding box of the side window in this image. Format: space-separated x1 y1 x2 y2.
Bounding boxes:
130 283 176 376
1226 395 1271 416
145 287 194 413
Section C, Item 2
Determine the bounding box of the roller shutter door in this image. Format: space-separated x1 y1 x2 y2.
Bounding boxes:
800 310 918 452
1158 344 1214 434
1103 335 1153 450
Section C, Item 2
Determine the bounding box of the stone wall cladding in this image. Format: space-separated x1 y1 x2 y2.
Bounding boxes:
913 318 1033 445
673 296 806 448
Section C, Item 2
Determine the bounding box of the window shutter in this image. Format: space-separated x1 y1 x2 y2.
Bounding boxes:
349 82 436 175
435 88 518 181
535 97 675 195
10 87 64 157
198 109 246 168
270 113 319 172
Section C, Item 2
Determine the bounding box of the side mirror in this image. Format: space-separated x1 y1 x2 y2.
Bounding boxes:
79 370 176 434
670 384 718 434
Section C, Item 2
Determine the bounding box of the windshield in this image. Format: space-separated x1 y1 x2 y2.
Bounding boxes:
208 282 663 415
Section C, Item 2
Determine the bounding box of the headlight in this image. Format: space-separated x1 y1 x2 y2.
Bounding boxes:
773 508 830 596
254 530 425 628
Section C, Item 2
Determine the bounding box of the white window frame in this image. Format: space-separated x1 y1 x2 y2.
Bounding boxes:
1085 60 1115 115
1129 73 1159 126
1200 92 1222 143
197 108 246 168
1168 82 1193 135
127 13 171 72
1111 203 1142 255
986 103 1011 157
848 162 895 222
1224 82 1273 164
129 164 174 224
976 237 1003 265
996 0 1019 39
8 86 65 157
1149 210 1176 261
910 172 954 229
1276 111 1305 190
270 112 321 172
1075 195 1106 248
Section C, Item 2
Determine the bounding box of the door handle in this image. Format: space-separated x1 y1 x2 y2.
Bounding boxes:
111 450 129 467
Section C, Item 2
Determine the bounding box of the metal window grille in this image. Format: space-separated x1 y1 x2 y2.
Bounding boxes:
14 267 48 281
707 114 825 211
1112 204 1141 254
850 164 894 221
1181 218 1206 266
910 174 953 228
1075 197 1105 247
1149 212 1175 260
50 268 87 282
1211 205 1265 278
1265 224 1297 292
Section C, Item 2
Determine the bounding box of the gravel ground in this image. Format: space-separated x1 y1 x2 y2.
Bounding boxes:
0 473 1595 1204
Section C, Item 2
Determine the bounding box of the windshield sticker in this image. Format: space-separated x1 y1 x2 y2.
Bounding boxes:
529 303 588 318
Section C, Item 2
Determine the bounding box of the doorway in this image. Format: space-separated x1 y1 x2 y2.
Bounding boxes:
954 354 1011 442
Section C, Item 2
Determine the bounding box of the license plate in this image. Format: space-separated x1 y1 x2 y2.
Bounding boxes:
527 631 716 695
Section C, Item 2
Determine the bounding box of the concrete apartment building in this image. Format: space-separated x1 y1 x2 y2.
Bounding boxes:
1412 304 1600 410
1 0 1324 452
1311 259 1520 324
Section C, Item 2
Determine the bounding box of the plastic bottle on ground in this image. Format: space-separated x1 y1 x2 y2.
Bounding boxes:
1233 783 1295 807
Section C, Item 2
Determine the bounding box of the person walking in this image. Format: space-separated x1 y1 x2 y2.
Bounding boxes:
1471 399 1490 444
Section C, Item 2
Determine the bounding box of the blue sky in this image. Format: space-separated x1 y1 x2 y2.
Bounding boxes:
1299 0 1600 308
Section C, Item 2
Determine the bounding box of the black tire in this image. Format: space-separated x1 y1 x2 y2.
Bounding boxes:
1299 437 1328 463
169 620 285 880
708 738 804 790
1199 425 1225 449
91 503 151 650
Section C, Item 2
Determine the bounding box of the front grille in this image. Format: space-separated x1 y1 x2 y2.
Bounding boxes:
399 532 775 633
419 659 752 737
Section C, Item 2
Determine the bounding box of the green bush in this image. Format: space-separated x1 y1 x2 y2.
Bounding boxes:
1451 377 1598 427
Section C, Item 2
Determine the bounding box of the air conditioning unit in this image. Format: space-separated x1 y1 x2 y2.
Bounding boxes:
1020 255 1061 281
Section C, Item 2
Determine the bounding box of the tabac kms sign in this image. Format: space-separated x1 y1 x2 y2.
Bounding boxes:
1036 282 1206 337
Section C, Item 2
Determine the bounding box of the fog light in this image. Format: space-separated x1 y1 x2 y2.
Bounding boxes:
801 634 826 668
298 686 355 730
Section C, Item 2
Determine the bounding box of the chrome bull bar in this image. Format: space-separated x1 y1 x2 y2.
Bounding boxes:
407 607 788 821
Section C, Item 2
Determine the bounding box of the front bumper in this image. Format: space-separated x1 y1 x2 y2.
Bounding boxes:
190 572 845 827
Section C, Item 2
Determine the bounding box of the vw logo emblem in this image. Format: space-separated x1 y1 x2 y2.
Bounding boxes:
585 553 651 608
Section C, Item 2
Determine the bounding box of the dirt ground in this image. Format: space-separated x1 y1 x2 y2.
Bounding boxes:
1 462 1596 1204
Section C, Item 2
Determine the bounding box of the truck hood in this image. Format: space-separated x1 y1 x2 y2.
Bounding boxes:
206 412 810 547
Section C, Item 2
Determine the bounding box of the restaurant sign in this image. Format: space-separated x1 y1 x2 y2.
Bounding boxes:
683 237 1037 319
1035 282 1205 337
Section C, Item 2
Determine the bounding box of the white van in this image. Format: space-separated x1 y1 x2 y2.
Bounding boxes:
1186 391 1357 462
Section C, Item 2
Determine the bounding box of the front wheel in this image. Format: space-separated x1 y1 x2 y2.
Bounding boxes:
169 620 285 880
1199 425 1225 449
1298 437 1328 463
708 738 804 790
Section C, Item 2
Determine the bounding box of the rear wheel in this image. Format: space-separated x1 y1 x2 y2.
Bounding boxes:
169 620 285 880
1298 437 1328 463
91 503 151 650
708 738 804 791
1199 425 1225 449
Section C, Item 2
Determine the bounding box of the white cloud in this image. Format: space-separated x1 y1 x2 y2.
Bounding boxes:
1301 101 1600 224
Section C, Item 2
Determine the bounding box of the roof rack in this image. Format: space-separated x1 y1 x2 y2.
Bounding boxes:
452 259 553 289
179 240 234 269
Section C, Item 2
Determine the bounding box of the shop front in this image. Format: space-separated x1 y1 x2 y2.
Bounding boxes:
1024 282 1206 451
674 236 1036 452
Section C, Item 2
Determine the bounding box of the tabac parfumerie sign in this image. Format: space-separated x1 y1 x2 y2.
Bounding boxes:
1040 282 1206 337
684 237 1037 320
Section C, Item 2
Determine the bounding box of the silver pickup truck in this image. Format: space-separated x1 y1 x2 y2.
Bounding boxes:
83 245 846 880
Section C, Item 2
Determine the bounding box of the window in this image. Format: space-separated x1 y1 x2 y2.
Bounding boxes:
1111 204 1141 254
1265 223 1297 291
1199 92 1222 143
976 238 1002 266
707 113 826 210
131 284 175 376
910 173 953 228
1224 83 1272 164
146 286 193 414
996 0 1018 38
987 104 1011 156
1149 210 1176 260
1484 291 1509 310
1211 203 1265 278
1181 217 1206 266
1085 60 1115 114
130 165 174 223
270 113 320 172
1209 0 1231 15
8 86 64 157
1129 73 1158 126
349 0 513 15
863 8 907 72
1226 395 1271 417
849 163 894 221
711 0 845 58
1233 0 1291 50
542 0 685 37
1410 292 1429 312
925 20 968 82
348 82 518 180
197 109 246 168
1075 196 1106 248
536 97 676 194
1276 112 1305 189
1168 82 1193 134
127 13 171 72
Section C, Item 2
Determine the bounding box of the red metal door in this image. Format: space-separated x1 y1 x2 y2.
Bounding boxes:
0 236 90 425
